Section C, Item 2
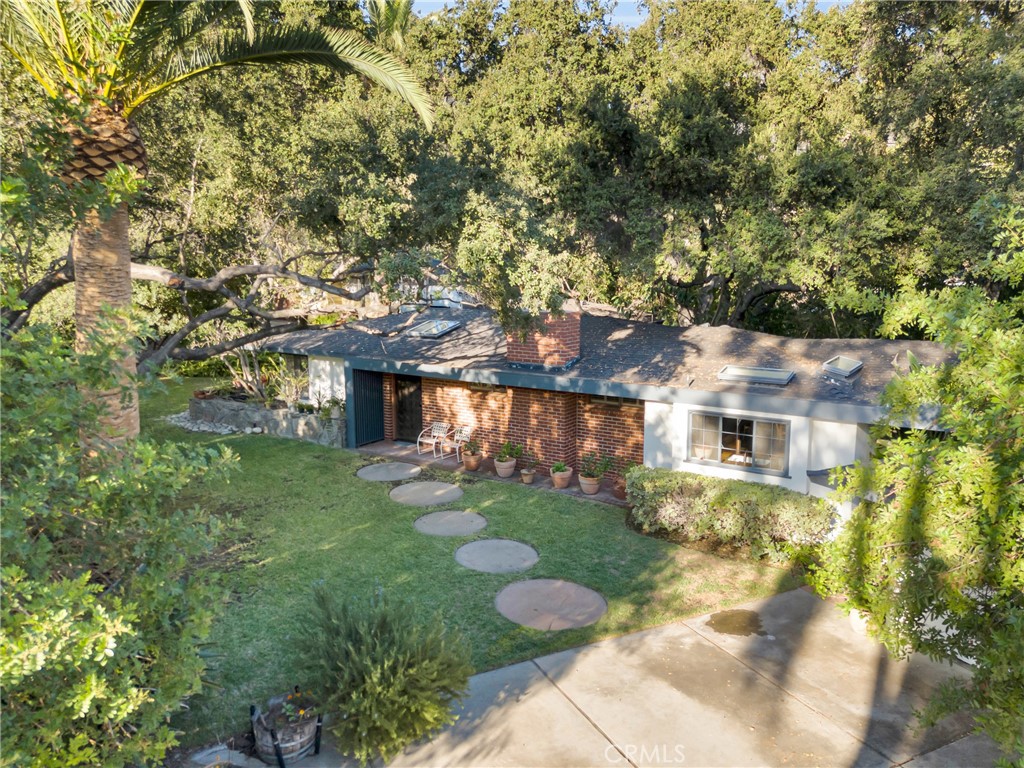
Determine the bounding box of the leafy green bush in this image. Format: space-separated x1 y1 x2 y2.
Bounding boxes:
0 322 235 767
626 466 832 559
297 585 473 766
170 357 231 378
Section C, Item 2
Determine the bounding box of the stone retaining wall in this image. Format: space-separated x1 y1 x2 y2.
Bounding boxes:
189 398 346 448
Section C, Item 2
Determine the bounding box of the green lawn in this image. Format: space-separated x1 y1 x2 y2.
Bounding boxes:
142 378 802 746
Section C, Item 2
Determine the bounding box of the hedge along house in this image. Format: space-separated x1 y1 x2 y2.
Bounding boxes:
263 303 950 499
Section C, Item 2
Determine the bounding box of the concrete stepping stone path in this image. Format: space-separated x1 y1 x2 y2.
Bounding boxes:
414 510 488 537
389 481 464 507
455 539 539 573
357 462 422 482
496 579 607 630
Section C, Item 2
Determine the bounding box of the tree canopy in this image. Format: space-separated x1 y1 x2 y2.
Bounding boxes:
5 0 1021 356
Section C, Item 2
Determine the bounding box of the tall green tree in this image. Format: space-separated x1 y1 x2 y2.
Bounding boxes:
0 315 236 767
812 206 1024 755
1 0 432 442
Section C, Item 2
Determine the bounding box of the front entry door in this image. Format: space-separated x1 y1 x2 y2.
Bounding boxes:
394 375 423 443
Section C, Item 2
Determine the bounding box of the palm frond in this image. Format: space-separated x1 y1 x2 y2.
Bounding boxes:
118 1 255 91
368 0 412 51
0 0 70 93
124 26 434 129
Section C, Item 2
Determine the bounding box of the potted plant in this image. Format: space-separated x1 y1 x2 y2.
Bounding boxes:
251 687 322 765
461 438 483 471
519 454 538 484
578 453 614 495
494 441 523 478
550 461 573 489
612 460 639 500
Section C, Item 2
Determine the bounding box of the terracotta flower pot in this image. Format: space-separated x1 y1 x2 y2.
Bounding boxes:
520 469 536 484
462 453 482 471
494 457 517 478
579 475 601 495
551 468 573 489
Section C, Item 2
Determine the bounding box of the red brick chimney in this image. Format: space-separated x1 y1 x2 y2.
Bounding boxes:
506 301 582 369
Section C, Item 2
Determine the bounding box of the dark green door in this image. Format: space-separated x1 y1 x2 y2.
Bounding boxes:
352 370 384 446
394 375 423 443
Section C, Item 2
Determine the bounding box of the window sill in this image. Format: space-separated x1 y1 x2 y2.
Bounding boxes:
685 458 790 480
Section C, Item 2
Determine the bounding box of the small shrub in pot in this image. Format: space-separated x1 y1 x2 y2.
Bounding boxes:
494 441 523 478
519 454 538 484
550 461 573 489
462 438 482 471
578 453 613 494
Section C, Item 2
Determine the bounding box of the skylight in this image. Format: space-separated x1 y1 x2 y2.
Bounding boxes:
822 355 863 378
718 365 795 386
408 319 461 339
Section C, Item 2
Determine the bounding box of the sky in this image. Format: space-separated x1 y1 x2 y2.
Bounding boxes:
413 1 649 29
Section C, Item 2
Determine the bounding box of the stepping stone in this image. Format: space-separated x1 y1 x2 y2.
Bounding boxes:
357 462 422 482
414 510 487 537
495 579 607 630
389 481 463 506
455 539 538 573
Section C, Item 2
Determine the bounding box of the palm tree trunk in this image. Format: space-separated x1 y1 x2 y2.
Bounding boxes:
73 204 140 443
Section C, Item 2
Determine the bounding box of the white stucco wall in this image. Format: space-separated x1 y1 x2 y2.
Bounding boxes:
308 356 346 402
643 401 869 497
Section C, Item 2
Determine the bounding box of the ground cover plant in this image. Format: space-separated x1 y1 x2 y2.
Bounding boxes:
141 379 801 747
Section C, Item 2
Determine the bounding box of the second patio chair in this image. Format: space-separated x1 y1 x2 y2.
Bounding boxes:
440 425 473 461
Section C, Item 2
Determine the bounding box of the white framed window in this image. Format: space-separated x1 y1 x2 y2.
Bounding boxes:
688 412 789 475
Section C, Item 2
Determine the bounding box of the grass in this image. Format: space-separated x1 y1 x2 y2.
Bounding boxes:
141 377 803 746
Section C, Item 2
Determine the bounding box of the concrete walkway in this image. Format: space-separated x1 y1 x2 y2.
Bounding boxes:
190 590 1004 768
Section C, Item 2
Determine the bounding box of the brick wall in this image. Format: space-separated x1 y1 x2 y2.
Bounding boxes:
421 379 578 472
382 373 396 440
420 378 647 475
506 312 581 368
507 387 576 470
575 397 645 479
422 379 510 457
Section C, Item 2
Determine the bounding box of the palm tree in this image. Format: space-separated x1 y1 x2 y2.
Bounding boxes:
1 0 433 443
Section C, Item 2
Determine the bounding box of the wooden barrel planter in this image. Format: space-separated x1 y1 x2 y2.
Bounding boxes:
251 689 323 767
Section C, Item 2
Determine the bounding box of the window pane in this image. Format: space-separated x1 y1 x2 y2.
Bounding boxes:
689 414 786 472
690 414 720 461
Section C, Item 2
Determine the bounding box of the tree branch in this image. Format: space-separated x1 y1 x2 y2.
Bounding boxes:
167 322 305 362
728 282 803 325
129 262 371 300
2 257 75 336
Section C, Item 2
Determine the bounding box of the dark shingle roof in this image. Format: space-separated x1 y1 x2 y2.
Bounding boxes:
264 308 951 410
571 316 950 408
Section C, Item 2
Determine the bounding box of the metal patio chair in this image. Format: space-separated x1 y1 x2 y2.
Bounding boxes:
417 421 451 457
440 425 473 461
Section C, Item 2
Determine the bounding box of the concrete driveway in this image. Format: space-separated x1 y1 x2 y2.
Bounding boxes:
192 589 1004 768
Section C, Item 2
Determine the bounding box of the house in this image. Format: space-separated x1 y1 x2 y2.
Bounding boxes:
263 302 950 499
